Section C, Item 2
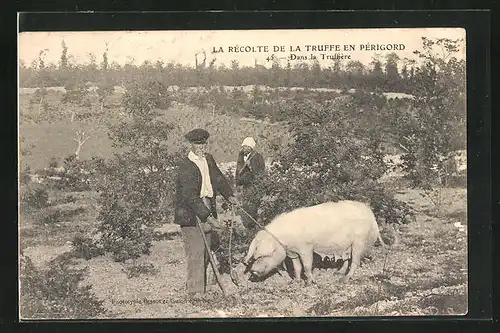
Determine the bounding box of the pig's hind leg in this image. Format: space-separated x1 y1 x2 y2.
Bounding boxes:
336 245 352 275
340 242 363 283
337 259 349 275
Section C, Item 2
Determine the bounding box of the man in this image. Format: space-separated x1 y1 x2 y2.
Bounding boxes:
174 128 238 296
235 137 266 229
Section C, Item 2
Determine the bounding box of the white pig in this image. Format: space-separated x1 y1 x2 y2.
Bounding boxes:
242 200 385 284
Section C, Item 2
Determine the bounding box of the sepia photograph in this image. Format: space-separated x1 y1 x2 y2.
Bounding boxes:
18 27 467 319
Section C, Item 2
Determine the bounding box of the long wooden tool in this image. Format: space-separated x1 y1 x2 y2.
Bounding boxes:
228 206 240 286
195 219 228 297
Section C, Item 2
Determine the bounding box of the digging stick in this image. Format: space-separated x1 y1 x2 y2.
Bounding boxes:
195 218 228 296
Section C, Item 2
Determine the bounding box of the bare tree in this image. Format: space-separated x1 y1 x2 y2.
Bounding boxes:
73 130 91 160
195 50 207 70
208 57 216 69
201 50 206 68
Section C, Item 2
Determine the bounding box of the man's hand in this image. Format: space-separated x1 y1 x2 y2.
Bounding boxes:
200 222 212 233
207 216 222 229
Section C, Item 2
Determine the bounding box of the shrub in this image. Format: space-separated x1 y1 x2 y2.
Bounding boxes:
122 78 172 117
93 152 175 262
40 154 104 192
254 98 413 227
50 155 95 192
396 38 466 191
39 206 63 225
19 165 32 185
20 185 50 212
62 82 87 105
19 254 106 319
72 233 105 260
92 78 177 262
48 157 58 168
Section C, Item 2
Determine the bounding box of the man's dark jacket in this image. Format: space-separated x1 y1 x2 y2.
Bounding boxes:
174 153 233 227
235 151 266 186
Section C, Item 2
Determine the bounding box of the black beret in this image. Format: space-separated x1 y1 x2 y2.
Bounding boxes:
185 128 210 144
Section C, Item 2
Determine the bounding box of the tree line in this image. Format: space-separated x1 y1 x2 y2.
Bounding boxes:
18 39 465 95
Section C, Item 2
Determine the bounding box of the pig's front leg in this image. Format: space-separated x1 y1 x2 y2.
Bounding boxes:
290 256 302 283
299 250 316 285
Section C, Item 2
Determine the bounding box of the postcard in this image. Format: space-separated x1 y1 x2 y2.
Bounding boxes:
18 27 467 319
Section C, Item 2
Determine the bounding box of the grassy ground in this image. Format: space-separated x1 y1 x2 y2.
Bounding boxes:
19 123 114 171
19 185 467 319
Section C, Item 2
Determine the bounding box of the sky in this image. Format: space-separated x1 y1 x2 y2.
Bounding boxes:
18 28 466 69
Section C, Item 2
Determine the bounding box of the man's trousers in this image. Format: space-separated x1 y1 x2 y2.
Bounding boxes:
180 224 213 295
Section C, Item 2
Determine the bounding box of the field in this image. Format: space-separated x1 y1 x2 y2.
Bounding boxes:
18 88 293 169
18 85 468 319
20 122 113 171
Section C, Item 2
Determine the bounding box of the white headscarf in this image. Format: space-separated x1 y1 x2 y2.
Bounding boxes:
241 137 256 149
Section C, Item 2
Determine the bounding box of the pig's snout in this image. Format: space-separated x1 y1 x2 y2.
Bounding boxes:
249 268 262 278
249 259 271 277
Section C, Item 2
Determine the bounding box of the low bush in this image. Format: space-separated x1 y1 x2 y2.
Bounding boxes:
20 184 50 212
91 151 174 262
254 98 414 226
59 194 77 204
19 254 106 319
39 206 64 225
43 155 97 192
19 165 32 185
72 233 105 260
90 78 177 263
